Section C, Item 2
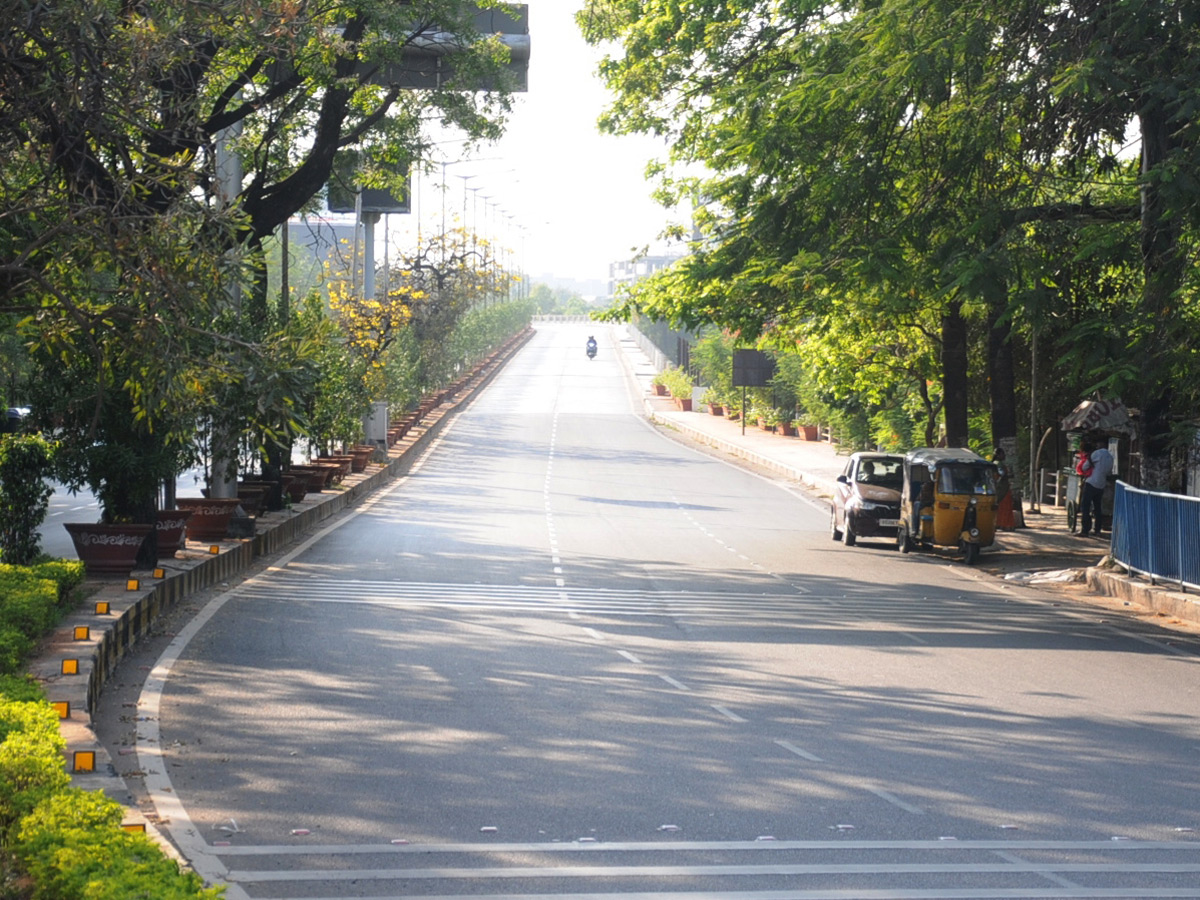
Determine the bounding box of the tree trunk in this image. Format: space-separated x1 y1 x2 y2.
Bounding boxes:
941 300 970 448
1137 104 1183 491
918 378 940 447
987 299 1019 463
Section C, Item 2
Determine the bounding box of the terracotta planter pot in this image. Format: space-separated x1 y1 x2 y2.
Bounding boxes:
203 486 267 516
64 523 153 575
799 424 819 441
350 446 374 472
674 397 693 411
653 383 668 396
177 498 243 542
236 487 266 516
155 509 194 558
708 404 725 416
311 461 344 484
240 479 285 512
319 455 354 478
292 468 329 491
284 477 309 503
287 465 332 490
779 423 798 437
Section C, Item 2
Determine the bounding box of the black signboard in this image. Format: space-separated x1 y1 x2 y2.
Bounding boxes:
327 151 410 214
732 349 775 387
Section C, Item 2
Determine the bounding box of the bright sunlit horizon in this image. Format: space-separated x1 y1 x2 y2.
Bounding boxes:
361 2 686 295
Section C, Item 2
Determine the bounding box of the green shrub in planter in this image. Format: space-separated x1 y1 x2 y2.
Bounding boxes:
0 696 70 834
658 366 694 399
0 569 59 677
0 570 58 636
16 790 223 900
28 561 85 600
0 560 83 676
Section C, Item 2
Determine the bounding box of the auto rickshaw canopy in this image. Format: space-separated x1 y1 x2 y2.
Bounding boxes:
904 447 993 470
902 447 998 500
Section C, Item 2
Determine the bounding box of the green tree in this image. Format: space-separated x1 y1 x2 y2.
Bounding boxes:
2 1 523 507
0 435 55 565
583 0 1200 486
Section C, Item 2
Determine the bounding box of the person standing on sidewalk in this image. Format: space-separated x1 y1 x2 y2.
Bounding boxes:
993 448 1016 530
1079 440 1114 537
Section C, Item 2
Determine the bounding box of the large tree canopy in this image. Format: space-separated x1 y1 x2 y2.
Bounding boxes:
0 0 522 520
583 0 1200 486
1 0 519 352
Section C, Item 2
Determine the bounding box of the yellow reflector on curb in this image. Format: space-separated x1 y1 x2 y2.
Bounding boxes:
73 751 96 773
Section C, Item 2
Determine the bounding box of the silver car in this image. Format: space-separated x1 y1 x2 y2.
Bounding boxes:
830 452 904 546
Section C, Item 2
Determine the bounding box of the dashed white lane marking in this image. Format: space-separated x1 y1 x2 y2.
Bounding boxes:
675 498 809 595
712 704 747 723
659 674 690 691
617 649 643 664
774 739 824 763
866 785 926 815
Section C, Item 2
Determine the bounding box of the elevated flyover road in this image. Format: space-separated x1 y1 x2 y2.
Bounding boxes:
109 324 1200 899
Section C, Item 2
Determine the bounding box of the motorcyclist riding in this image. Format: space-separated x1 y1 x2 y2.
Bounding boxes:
586 336 598 359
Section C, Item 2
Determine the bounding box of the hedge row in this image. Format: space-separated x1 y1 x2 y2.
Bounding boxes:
0 561 223 899
0 562 82 676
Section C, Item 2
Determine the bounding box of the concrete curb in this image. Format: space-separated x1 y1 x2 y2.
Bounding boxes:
29 326 535 830
646 406 841 499
1086 566 1200 626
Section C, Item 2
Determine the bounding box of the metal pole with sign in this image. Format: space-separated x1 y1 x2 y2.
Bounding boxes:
732 350 775 437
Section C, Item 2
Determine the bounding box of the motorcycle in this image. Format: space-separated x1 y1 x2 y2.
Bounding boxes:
586 338 597 359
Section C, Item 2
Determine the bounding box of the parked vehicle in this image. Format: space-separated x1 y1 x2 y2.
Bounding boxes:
831 452 904 546
896 447 998 564
3 406 29 434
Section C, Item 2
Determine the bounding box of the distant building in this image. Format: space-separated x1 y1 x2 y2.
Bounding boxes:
608 253 684 297
608 252 696 371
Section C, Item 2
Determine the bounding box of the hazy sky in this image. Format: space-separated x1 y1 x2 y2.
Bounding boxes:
402 2 682 287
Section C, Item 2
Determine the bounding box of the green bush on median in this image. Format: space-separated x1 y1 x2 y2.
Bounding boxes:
15 790 223 900
0 561 84 676
0 559 220 899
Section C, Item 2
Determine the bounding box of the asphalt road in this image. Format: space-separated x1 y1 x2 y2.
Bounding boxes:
99 324 1200 899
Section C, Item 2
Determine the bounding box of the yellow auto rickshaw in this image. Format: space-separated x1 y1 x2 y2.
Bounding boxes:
896 447 999 564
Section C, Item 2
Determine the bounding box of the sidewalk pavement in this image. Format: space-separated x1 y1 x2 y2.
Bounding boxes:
614 327 1200 632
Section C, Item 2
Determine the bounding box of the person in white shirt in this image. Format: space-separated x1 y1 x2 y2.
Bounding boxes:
1079 440 1114 537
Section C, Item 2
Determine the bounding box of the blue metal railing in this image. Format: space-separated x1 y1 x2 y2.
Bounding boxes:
1111 481 1200 591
